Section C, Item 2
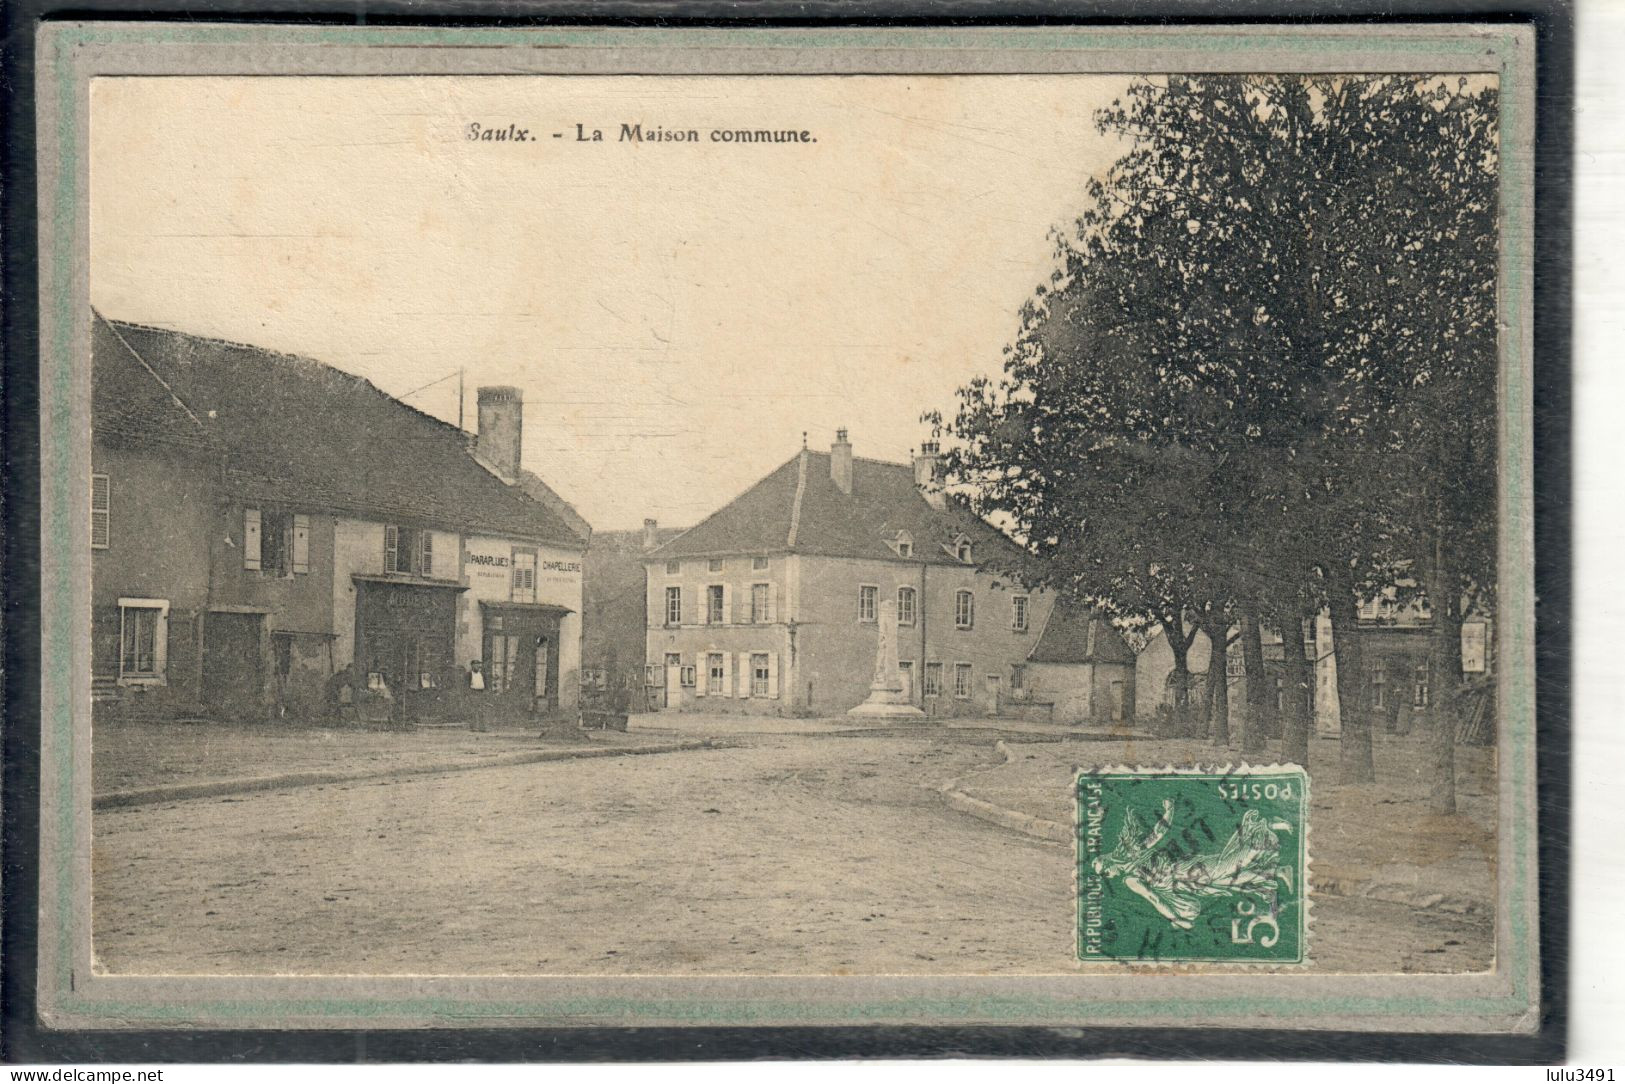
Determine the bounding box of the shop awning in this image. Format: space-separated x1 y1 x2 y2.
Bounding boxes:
479 600 574 617
352 573 469 592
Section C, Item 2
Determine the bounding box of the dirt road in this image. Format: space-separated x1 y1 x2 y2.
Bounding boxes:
91 731 1490 975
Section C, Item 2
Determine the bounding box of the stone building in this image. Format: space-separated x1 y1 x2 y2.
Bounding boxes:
644 431 1056 717
91 313 586 724
582 517 685 706
1019 604 1138 724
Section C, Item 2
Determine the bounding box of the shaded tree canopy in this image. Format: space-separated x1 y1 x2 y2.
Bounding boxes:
933 73 1498 629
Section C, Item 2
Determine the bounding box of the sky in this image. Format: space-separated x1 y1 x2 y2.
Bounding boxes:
90 75 1130 529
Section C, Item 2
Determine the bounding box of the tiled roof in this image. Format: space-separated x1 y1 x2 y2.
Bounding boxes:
518 469 592 545
95 314 584 547
1027 603 1136 665
652 447 1022 566
92 315 216 451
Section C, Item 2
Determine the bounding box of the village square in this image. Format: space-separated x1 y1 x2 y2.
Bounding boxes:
85 71 1504 979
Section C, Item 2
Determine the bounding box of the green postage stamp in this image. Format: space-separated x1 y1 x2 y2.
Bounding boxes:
1077 765 1310 966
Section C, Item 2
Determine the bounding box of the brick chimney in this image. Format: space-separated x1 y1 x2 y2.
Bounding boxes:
830 428 853 495
642 518 660 552
914 440 946 510
476 386 523 481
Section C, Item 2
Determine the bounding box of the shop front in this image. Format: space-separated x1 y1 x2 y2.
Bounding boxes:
353 574 465 722
478 600 572 722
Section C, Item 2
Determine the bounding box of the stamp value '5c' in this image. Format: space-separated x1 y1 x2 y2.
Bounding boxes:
1076 765 1310 966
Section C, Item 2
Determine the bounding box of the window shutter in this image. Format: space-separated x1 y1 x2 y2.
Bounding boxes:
420 531 434 576
90 474 111 549
721 584 733 627
243 509 262 570
721 652 733 698
292 514 310 574
767 653 780 699
383 525 399 573
695 655 708 698
767 583 778 624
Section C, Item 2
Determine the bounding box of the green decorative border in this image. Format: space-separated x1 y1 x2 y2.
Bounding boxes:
37 23 1538 1030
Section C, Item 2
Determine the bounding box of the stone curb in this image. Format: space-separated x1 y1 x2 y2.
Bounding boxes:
94 739 719 811
936 782 1073 843
940 740 1488 916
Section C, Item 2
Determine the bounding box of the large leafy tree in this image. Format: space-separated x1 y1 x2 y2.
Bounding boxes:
935 74 1498 793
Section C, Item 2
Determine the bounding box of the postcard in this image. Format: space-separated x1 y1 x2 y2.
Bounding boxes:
34 22 1539 1033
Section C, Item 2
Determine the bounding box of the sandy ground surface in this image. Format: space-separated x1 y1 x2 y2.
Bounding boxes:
92 724 1491 976
962 734 1499 915
92 719 661 794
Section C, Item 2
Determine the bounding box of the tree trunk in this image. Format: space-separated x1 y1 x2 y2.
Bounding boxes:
1327 560 1375 784
1203 618 1231 745
1275 602 1313 768
1239 605 1270 755
1166 612 1192 735
1426 529 1460 815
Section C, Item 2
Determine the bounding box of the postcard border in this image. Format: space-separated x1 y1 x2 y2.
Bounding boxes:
32 21 1541 1035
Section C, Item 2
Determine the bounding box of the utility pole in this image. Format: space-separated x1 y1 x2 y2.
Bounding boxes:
458 368 465 432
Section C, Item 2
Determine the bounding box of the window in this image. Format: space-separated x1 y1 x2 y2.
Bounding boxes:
751 583 771 623
708 558 724 573
751 653 770 697
1011 663 1025 690
924 662 944 697
1370 660 1387 710
752 555 770 571
707 652 726 695
681 665 697 688
245 509 310 576
1011 595 1030 632
511 551 537 602
383 524 432 576
665 586 682 626
953 662 973 699
1275 676 1285 712
91 473 110 549
896 586 917 626
858 585 878 623
955 590 975 629
118 599 168 684
956 540 973 564
666 559 681 576
1414 662 1430 707
707 585 726 625
898 540 913 558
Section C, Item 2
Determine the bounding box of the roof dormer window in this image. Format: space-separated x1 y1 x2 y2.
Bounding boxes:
956 541 973 563
888 529 914 559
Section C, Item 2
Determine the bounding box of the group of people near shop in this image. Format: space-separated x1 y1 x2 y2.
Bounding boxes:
322 658 528 728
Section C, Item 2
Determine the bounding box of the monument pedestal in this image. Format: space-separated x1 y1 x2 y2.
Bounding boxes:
846 599 926 719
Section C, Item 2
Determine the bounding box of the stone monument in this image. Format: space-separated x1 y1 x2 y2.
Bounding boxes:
847 599 926 718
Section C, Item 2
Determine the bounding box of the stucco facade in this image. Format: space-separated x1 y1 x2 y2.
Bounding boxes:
643 437 1062 718
91 313 587 726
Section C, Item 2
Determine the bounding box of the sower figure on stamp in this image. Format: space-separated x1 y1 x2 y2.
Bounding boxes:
1093 800 1295 930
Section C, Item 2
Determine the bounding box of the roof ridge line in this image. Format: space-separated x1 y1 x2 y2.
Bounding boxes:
98 316 209 433
105 314 471 440
648 448 803 559
786 448 809 549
